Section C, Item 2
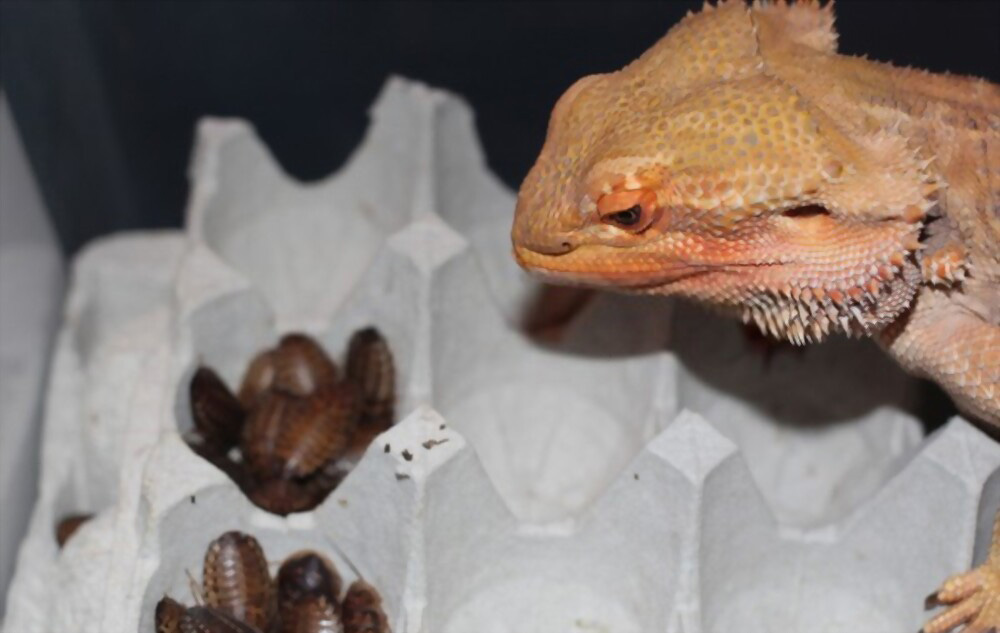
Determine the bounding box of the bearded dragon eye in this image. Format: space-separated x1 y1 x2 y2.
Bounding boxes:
595 189 660 232
602 205 643 227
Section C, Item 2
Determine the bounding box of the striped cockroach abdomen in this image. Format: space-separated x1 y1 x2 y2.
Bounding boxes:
238 350 277 410
240 390 299 480
273 334 339 397
201 531 276 631
344 328 395 433
179 606 264 633
277 596 343 633
276 382 360 479
190 367 246 451
155 596 187 633
341 581 389 633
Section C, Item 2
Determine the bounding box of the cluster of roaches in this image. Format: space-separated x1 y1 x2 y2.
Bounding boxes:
187 329 395 515
156 530 388 633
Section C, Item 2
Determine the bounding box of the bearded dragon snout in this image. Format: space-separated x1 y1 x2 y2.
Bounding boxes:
515 235 576 256
511 206 578 257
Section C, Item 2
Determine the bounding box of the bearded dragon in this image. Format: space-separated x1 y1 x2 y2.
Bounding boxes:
510 1 999 631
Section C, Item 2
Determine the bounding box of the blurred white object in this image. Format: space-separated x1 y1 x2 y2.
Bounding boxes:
0 92 64 617
2 78 997 633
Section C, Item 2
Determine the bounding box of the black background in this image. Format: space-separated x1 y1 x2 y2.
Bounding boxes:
1 1 998 254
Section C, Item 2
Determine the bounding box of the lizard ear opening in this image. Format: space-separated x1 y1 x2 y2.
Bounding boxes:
782 204 830 219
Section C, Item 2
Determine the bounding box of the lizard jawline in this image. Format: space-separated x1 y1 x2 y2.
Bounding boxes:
513 244 718 289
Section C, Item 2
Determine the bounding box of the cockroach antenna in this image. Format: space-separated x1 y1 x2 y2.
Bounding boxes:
323 537 365 582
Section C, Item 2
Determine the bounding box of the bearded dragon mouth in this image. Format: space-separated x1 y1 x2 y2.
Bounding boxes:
513 243 719 289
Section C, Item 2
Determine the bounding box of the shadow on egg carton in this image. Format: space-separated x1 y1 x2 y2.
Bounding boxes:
3 77 998 633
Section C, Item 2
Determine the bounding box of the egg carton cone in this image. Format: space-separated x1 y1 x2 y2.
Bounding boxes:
3 77 998 633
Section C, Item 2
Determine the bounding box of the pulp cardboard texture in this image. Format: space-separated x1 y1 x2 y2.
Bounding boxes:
3 77 998 633
0 93 65 615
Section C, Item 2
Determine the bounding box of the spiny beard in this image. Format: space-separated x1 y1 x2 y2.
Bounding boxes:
737 259 922 345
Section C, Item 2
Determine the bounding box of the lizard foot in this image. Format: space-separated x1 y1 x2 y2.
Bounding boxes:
923 512 1000 633
920 241 967 286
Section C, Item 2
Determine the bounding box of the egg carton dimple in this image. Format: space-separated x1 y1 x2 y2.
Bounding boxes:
3 77 997 633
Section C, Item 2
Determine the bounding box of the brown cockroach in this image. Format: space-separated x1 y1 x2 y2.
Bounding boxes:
179 606 264 633
241 383 358 481
55 513 93 548
245 477 323 517
155 596 187 633
275 382 360 478
237 350 277 410
240 390 299 479
345 328 395 436
341 581 389 633
247 459 348 515
277 552 343 633
190 367 246 450
202 531 276 631
277 551 342 604
272 334 339 397
277 595 342 633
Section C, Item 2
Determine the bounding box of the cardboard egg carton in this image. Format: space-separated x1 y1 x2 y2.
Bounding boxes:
3 77 997 633
0 93 65 613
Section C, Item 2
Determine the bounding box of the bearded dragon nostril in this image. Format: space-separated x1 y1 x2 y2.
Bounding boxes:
521 238 575 256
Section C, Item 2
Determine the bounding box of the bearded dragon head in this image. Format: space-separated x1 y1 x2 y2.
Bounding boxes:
512 0 938 344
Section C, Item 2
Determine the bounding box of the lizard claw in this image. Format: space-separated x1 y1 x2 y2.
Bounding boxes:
920 241 968 286
923 513 1000 633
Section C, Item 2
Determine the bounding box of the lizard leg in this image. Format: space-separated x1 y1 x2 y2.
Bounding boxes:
923 510 1000 633
881 286 1000 427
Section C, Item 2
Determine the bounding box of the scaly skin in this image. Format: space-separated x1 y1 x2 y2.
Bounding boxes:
510 2 999 631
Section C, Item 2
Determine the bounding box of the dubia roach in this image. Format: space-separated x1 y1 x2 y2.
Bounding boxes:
277 551 343 633
272 334 339 397
190 367 246 450
341 581 389 633
275 382 359 478
180 606 264 633
202 531 276 631
277 551 342 603
345 328 395 436
155 596 186 633
277 596 341 633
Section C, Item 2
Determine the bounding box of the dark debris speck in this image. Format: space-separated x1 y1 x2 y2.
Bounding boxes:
421 438 450 450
